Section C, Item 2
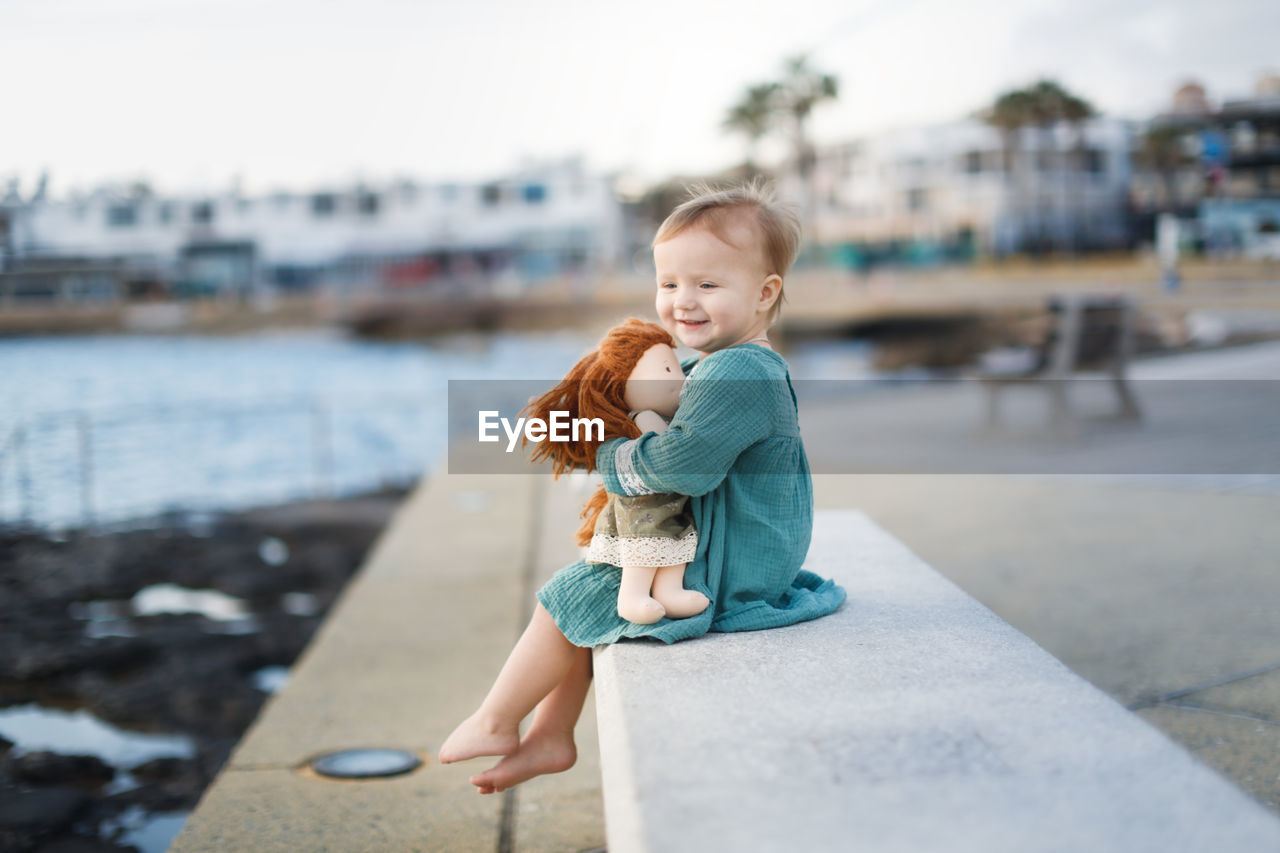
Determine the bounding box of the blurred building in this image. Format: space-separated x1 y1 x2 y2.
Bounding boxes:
0 157 627 302
797 116 1135 265
1124 74 1280 258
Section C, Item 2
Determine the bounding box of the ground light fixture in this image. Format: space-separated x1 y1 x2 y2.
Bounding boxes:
308 748 423 779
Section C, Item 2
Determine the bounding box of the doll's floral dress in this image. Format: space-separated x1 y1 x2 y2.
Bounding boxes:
585 492 697 568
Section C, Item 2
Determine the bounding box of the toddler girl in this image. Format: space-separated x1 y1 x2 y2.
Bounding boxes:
438 179 846 794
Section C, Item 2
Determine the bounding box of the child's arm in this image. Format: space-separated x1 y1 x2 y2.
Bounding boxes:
595 349 775 498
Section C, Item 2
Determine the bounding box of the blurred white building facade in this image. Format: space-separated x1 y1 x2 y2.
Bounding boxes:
1128 75 1280 259
796 116 1136 261
2 157 626 298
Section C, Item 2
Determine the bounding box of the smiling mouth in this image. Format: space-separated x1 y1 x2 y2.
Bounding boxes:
677 319 707 326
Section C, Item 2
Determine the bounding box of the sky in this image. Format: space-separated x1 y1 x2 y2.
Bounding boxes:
3 0 1277 197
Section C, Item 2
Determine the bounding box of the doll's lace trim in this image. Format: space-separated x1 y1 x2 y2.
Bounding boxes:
586 530 698 568
614 439 653 496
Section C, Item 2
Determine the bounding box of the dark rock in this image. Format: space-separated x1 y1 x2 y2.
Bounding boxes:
250 611 321 664
0 734 12 754
108 779 199 813
0 639 81 681
0 829 34 853
0 682 39 708
201 559 298 604
0 489 399 851
167 680 265 739
0 533 135 604
0 786 87 837
113 757 208 812
72 639 154 674
126 757 187 783
0 636 153 681
36 837 139 853
12 753 114 790
195 738 235 783
75 641 266 737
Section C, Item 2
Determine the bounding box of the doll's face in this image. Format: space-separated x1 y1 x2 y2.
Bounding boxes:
623 344 684 419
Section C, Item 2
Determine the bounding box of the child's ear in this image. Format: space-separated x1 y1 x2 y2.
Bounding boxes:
758 274 782 314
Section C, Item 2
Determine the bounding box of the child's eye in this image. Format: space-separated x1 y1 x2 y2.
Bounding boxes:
659 282 676 289
699 281 716 289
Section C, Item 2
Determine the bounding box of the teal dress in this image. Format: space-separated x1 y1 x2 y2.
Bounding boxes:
536 344 846 646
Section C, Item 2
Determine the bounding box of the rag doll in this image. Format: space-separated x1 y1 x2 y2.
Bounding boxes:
523 318 710 624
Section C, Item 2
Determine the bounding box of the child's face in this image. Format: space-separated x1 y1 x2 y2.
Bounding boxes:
653 221 780 356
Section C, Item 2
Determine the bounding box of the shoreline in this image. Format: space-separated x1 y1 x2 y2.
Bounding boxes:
0 485 409 852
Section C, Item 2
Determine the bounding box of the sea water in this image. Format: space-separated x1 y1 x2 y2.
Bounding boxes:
0 329 608 528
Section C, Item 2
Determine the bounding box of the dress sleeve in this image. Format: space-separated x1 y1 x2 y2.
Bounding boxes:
595 349 774 498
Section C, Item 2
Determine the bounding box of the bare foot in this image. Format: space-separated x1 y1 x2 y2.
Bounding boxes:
617 596 665 625
470 728 577 794
438 712 520 764
656 589 709 619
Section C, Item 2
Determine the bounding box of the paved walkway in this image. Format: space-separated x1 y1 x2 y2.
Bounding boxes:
808 340 1280 814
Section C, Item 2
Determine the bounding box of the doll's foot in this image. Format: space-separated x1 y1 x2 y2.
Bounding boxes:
438 712 520 764
617 596 665 625
470 727 577 794
657 589 709 620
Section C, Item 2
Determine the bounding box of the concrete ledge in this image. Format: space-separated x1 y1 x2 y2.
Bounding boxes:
593 509 1280 852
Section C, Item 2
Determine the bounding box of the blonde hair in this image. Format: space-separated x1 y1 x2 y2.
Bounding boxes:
651 177 802 324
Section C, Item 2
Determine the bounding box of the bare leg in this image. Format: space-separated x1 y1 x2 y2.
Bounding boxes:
617 564 664 624
471 646 592 794
438 602 577 764
652 564 709 619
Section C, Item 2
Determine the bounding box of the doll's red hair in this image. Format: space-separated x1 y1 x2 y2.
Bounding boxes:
522 318 676 546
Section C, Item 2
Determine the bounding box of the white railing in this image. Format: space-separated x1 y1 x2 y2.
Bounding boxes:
0 396 439 530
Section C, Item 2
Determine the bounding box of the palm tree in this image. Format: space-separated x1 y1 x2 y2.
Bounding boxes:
1027 80 1096 252
723 83 781 179
985 88 1035 255
1138 124 1192 213
987 88 1036 176
775 54 839 238
984 80 1096 254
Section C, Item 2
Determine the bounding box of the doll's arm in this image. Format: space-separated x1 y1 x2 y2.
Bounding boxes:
597 349 775 497
631 409 670 435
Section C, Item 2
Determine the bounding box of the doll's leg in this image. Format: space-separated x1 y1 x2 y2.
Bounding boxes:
438 602 578 764
652 563 710 619
470 645 592 794
617 564 665 624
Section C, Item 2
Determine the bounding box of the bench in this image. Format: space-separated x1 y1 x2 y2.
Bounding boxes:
592 510 1280 852
977 294 1141 432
